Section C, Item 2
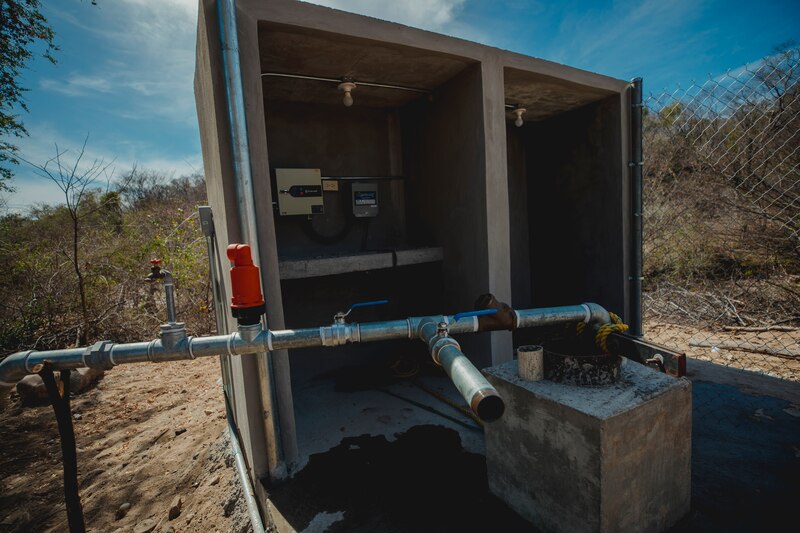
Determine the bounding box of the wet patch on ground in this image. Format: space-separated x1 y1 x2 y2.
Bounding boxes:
266 424 532 532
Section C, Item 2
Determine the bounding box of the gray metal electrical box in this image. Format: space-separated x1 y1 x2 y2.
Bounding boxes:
352 182 379 218
276 168 324 216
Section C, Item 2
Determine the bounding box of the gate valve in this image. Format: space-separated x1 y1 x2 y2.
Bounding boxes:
145 259 163 281
227 244 266 326
333 299 388 324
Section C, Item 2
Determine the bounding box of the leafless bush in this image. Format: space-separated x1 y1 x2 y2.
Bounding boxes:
643 45 800 378
0 170 213 356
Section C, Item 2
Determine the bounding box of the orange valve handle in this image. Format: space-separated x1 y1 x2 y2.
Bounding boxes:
227 243 266 325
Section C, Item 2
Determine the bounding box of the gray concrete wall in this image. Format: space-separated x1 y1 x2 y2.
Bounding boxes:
506 123 532 310
194 0 276 495
484 361 692 532
485 374 603 532
522 95 626 315
236 5 299 475
401 64 496 364
263 101 406 255
600 382 692 532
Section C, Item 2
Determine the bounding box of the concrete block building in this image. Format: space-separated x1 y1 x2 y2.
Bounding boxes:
195 0 639 519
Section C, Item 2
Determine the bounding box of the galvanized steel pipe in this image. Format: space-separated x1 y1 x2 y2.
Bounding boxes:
217 0 287 480
0 303 612 419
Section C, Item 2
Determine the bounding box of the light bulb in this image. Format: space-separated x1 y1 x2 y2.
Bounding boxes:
338 81 356 107
513 107 526 128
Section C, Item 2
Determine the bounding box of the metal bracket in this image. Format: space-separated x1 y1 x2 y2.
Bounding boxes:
610 333 687 377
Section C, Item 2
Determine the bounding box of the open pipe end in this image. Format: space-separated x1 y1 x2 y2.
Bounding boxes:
470 388 505 422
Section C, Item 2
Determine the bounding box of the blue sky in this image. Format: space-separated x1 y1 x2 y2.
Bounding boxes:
4 0 799 210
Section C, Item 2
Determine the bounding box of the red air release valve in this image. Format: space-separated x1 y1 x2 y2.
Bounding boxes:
227 243 266 325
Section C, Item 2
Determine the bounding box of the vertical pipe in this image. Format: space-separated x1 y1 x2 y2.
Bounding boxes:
199 205 234 400
163 272 177 324
199 206 228 334
217 0 284 477
226 395 266 533
630 77 644 337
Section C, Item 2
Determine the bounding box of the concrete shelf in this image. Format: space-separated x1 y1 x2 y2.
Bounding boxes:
277 246 443 279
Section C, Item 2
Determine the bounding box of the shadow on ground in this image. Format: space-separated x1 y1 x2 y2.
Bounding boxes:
673 380 800 532
266 424 533 532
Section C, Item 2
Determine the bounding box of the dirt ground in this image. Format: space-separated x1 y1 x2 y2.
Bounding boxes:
646 320 800 381
0 357 252 533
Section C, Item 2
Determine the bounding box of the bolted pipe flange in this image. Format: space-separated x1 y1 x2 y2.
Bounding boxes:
83 340 115 370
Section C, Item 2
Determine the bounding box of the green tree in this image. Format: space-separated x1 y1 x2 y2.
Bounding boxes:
0 0 58 190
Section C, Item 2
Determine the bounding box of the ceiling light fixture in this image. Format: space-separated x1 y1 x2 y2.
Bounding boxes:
338 79 356 107
512 105 527 127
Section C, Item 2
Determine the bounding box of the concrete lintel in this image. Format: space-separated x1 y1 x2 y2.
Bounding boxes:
239 0 627 94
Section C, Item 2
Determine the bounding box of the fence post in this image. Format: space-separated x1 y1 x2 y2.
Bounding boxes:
630 77 644 337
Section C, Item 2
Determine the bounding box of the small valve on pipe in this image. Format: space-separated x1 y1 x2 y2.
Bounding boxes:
333 299 388 324
144 259 184 347
227 244 266 326
145 258 163 281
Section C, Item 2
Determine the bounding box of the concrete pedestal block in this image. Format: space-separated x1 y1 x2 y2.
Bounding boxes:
483 359 691 533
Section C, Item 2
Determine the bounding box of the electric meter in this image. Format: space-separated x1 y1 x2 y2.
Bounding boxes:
352 182 379 218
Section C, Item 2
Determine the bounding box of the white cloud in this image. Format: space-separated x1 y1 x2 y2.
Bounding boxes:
2 180 67 213
42 0 199 126
8 121 201 212
302 0 466 32
545 0 706 75
40 74 113 96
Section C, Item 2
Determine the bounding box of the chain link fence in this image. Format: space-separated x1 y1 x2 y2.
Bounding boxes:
641 46 800 385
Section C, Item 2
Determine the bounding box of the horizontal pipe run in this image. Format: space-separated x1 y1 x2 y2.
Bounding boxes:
1 303 611 414
26 348 86 372
358 320 410 343
269 329 323 351
514 304 610 329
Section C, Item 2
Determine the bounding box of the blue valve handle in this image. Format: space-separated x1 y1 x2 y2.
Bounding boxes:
349 299 389 310
453 308 498 321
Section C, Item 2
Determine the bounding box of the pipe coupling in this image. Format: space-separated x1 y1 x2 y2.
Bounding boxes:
320 323 360 347
429 336 460 366
83 340 116 370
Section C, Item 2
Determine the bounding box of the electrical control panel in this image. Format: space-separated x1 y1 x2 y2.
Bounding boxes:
352 182 379 218
276 168 324 216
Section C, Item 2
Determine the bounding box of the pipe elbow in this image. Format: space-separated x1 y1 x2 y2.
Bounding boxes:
0 350 34 408
0 350 33 385
583 303 611 326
